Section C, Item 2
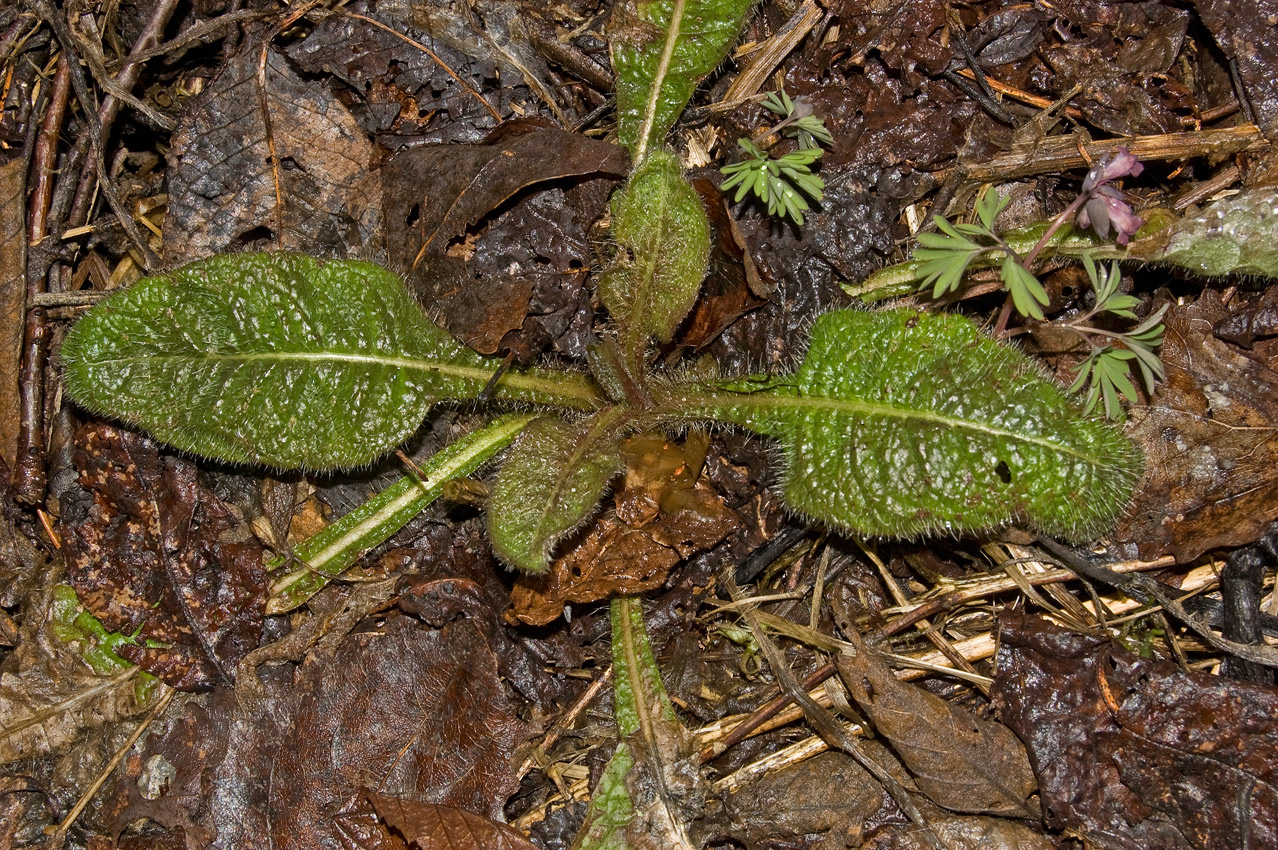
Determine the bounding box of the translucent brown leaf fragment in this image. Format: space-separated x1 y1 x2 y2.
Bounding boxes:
1114 292 1278 561
267 615 527 847
383 125 628 356
369 796 538 850
164 33 378 260
835 638 1037 817
993 611 1278 850
61 423 267 690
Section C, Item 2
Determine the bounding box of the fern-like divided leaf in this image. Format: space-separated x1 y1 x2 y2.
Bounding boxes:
487 412 627 573
673 309 1142 540
610 0 755 159
600 151 710 369
61 254 543 469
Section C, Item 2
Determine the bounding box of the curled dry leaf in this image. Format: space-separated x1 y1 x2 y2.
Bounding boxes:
509 435 737 626
836 637 1037 817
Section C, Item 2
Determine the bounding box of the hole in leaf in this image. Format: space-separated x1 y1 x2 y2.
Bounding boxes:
405 202 421 227
995 460 1012 484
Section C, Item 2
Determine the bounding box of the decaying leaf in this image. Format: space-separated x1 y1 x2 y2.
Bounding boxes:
383 124 627 354
164 31 379 259
0 581 152 764
267 614 527 848
61 424 267 690
509 435 736 625
993 611 1278 850
1115 292 1278 561
836 636 1037 817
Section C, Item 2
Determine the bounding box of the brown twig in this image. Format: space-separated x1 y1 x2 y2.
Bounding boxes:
66 0 183 228
23 0 161 270
12 55 71 504
960 125 1267 185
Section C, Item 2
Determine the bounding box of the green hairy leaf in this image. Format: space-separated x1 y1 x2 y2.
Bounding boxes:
61 254 600 470
673 308 1141 540
610 0 755 159
487 413 627 573
599 151 711 368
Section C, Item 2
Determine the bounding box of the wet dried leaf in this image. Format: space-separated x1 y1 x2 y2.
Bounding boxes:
0 157 24 467
267 615 527 848
993 611 1278 850
1196 0 1278 139
836 641 1037 816
862 809 1055 850
509 437 736 626
1115 293 1278 561
164 32 378 260
370 796 538 850
383 125 626 355
706 751 888 847
61 424 267 690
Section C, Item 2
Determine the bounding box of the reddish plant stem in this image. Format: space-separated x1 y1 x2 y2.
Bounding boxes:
13 57 73 504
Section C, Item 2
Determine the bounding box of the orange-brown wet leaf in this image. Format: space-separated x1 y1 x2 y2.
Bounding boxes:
1116 292 1278 561
370 796 538 850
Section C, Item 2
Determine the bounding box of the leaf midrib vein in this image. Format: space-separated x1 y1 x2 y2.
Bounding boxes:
710 392 1107 466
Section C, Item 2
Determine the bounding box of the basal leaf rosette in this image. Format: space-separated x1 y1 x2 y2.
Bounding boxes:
670 308 1142 540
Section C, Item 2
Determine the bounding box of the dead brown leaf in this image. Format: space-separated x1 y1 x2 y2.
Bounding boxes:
1115 292 1278 562
509 436 737 626
164 30 379 260
383 124 626 355
993 611 1278 850
370 796 538 850
61 424 267 690
267 615 528 848
836 638 1037 817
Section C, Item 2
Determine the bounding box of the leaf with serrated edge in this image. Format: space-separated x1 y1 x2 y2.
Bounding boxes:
610 0 755 160
665 309 1142 540
61 253 601 470
488 413 627 573
599 152 710 370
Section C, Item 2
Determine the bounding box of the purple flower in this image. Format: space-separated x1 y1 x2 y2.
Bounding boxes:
1078 186 1145 244
1081 147 1144 193
1077 148 1145 244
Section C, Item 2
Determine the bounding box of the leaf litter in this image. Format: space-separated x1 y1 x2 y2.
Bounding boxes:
4 0 1278 848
